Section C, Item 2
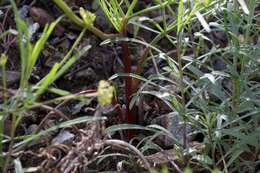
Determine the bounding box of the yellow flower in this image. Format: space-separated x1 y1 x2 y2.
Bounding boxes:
79 7 96 28
0 54 8 66
97 80 114 106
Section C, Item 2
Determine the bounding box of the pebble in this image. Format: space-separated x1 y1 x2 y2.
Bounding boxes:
0 71 20 86
75 67 97 81
152 112 193 147
19 5 29 20
51 130 75 145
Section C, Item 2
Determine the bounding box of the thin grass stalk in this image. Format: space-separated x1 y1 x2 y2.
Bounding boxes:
0 55 7 104
176 33 187 149
176 0 187 150
0 54 7 168
52 0 83 26
2 110 18 173
0 62 7 169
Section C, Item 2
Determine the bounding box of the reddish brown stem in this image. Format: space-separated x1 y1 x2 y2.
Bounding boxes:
131 47 150 91
121 19 137 139
121 42 132 118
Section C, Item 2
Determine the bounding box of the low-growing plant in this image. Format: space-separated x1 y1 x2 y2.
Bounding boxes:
53 0 142 138
0 1 102 172
120 0 260 172
100 0 259 172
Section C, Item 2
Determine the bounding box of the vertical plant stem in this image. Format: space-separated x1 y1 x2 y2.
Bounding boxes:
0 54 7 169
121 18 137 138
1 66 7 104
177 33 187 149
3 112 17 173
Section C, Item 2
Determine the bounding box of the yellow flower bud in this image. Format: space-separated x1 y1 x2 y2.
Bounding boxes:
97 80 114 106
0 54 8 66
79 7 96 28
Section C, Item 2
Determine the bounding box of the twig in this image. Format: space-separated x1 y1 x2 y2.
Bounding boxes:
36 103 79 132
166 154 182 173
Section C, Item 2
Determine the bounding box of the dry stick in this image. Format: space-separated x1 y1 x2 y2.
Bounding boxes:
2 6 10 28
166 153 182 173
104 139 152 172
11 102 80 154
59 105 104 173
37 104 79 132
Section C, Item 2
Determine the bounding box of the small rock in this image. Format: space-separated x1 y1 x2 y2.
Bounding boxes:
212 59 226 71
26 124 51 146
19 5 29 20
28 22 40 41
152 112 193 147
27 124 38 134
44 52 63 67
29 7 65 36
57 39 71 51
75 67 97 81
51 130 75 145
0 71 20 86
211 30 228 48
94 8 113 33
65 32 77 40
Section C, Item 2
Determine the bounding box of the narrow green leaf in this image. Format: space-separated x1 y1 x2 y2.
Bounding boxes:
54 45 91 81
35 63 59 98
177 0 184 34
28 18 62 78
52 0 84 27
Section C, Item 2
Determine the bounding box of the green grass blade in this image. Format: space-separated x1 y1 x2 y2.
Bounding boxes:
177 0 184 34
28 18 62 80
34 63 59 98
